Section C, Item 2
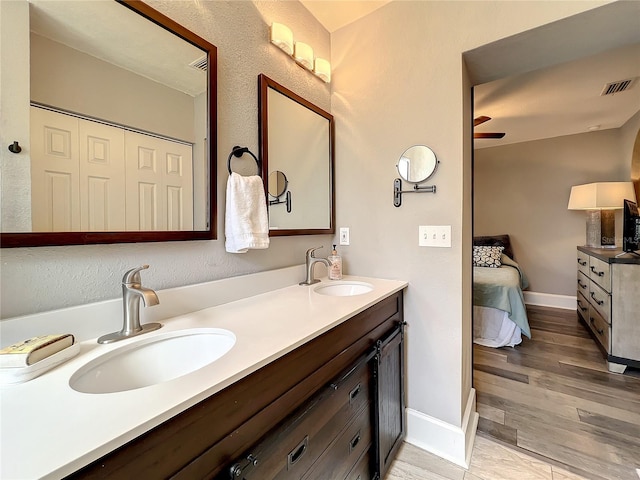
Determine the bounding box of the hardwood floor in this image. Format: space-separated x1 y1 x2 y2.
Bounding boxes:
474 305 640 480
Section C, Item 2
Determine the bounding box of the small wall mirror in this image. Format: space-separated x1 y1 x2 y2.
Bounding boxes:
259 74 334 235
268 171 288 198
397 145 438 183
268 171 292 213
1 0 217 247
393 145 438 207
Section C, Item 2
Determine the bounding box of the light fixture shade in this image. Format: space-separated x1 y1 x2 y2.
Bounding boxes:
314 58 331 83
294 42 314 70
271 22 293 55
568 182 636 210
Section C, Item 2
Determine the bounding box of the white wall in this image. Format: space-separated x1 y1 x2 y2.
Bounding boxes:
475 124 636 296
331 0 608 465
30 33 196 142
0 0 332 318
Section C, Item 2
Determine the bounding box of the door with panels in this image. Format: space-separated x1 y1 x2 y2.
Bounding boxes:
30 106 193 232
124 131 193 231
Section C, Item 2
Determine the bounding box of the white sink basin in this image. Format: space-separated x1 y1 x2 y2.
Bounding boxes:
314 281 374 297
69 328 235 394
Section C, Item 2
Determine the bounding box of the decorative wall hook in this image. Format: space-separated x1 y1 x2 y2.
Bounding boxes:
8 141 22 153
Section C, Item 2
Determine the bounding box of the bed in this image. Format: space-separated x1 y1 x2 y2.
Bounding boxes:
473 235 531 348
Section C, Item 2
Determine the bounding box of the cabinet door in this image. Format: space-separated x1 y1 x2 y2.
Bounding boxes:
374 323 405 478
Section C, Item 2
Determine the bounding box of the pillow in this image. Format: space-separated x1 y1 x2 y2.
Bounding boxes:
473 234 514 260
473 245 504 268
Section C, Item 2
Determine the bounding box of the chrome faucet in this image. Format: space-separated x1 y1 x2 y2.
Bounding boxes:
98 265 162 344
300 246 331 286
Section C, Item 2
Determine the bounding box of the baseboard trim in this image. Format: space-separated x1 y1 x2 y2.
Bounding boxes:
405 388 479 468
523 291 576 310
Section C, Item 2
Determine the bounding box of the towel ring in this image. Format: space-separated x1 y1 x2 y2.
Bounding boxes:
227 146 261 176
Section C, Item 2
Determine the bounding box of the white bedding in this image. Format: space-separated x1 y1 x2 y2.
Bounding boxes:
473 306 522 348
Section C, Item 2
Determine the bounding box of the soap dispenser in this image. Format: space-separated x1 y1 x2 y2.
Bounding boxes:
328 245 343 280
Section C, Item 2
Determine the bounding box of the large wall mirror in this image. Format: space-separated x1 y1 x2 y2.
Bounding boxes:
259 74 334 236
1 0 217 247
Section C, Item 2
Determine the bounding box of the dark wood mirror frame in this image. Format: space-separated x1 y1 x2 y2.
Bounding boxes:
1 0 217 248
259 74 335 236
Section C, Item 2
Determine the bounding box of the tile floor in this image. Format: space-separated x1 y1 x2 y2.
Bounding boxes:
386 435 595 480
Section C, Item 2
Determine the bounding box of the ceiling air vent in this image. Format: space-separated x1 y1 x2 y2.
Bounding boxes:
189 56 207 72
600 77 637 96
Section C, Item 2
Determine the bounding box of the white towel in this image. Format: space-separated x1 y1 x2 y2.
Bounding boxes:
225 173 270 253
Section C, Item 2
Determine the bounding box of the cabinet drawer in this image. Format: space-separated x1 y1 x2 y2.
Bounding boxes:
577 250 590 276
588 307 611 353
228 358 371 480
588 256 611 292
588 281 611 324
576 292 590 320
344 446 371 480
303 403 372 480
577 272 589 298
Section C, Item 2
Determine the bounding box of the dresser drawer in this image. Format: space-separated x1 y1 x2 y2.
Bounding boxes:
577 250 590 276
588 256 611 292
588 281 611 324
588 307 611 352
303 403 372 480
576 292 590 320
229 358 371 480
577 272 589 298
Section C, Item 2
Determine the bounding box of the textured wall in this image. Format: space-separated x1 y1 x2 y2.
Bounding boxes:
0 0 332 318
475 124 636 296
330 0 605 442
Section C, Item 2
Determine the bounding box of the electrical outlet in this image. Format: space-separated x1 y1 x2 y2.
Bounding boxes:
339 227 350 245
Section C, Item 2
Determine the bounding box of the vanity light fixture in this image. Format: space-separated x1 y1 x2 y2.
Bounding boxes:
270 22 294 55
568 181 637 248
294 42 314 70
270 22 331 83
314 58 331 83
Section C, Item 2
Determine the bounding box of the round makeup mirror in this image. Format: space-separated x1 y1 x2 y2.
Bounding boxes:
268 170 288 198
397 145 438 184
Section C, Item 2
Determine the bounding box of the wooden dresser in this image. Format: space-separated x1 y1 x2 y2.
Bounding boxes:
576 246 640 373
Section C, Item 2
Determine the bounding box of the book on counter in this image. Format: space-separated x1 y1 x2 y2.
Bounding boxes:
0 334 75 368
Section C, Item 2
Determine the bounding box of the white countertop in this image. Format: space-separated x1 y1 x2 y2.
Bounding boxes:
0 274 407 480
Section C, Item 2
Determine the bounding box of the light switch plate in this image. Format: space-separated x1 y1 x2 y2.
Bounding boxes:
419 225 451 247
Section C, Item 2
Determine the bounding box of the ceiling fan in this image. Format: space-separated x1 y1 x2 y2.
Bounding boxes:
474 116 505 139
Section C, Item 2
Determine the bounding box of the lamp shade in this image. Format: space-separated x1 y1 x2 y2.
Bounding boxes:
568 182 637 210
270 22 293 55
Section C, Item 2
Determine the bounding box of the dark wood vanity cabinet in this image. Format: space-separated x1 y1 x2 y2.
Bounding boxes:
66 291 405 480
375 325 405 478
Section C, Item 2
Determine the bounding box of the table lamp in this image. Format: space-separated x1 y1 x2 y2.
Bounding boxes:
568 182 637 248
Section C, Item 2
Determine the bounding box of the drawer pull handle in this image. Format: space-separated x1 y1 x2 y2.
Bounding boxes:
590 317 595 324
349 432 361 453
229 453 259 478
577 300 588 312
578 259 587 266
597 327 605 335
287 436 308 469
590 266 605 277
578 280 587 289
590 292 604 306
349 383 361 404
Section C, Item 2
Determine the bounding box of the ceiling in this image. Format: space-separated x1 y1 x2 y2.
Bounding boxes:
29 0 207 96
300 1 391 33
300 0 640 149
